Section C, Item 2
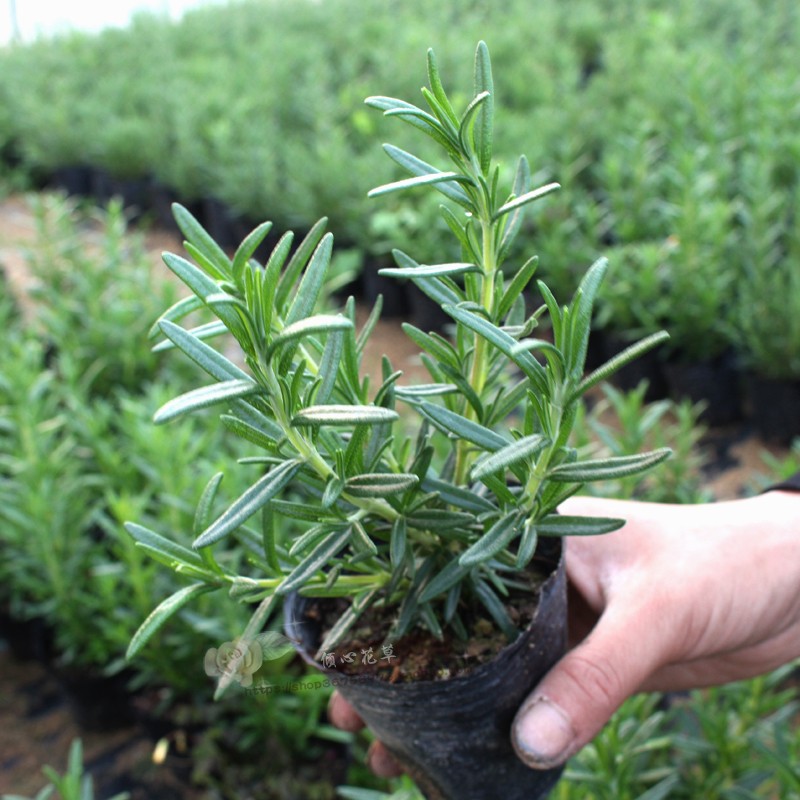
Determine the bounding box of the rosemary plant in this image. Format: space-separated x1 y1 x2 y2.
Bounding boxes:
126 43 669 687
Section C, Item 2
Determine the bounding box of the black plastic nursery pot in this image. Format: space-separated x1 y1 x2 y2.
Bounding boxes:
106 176 153 222
360 258 412 318
746 374 800 445
201 196 251 250
54 665 135 731
663 353 742 427
0 612 54 664
284 539 567 800
49 164 94 197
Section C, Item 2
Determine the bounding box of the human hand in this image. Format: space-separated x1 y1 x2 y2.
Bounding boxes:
329 490 800 774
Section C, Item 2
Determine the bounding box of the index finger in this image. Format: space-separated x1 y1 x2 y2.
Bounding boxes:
327 690 366 732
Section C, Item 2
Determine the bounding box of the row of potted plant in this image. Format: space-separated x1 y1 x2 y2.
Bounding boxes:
0 197 367 796
2 0 798 436
0 196 246 689
0 0 796 246
590 160 800 441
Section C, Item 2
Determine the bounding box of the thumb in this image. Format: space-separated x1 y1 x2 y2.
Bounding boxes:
512 607 662 769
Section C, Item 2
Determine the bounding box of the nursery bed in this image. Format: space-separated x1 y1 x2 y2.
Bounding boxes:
0 646 204 798
0 192 794 797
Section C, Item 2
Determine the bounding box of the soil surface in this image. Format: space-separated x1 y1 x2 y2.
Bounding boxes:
0 192 791 795
308 564 548 684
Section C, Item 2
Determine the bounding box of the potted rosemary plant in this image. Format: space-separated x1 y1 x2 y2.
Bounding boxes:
733 256 800 444
125 43 670 799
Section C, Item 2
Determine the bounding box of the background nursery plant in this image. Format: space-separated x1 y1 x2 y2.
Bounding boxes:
126 42 671 797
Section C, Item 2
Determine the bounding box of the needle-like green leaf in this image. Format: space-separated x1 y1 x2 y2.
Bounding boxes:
148 294 204 338
344 473 419 497
417 401 509 451
473 41 494 174
492 182 561 220
420 476 497 513
407 509 475 531
194 472 225 539
127 583 216 660
443 304 549 394
549 449 672 482
497 255 538 321
292 405 399 427
418 558 472 604
266 314 352 359
471 434 549 481
172 203 231 279
278 526 352 595
284 233 335 326
459 512 521 567
394 383 458 400
194 460 303 547
535 515 626 537
275 218 328 311
152 320 227 352
368 171 467 198
573 331 670 400
154 379 259 424
380 144 473 207
232 220 273 282
125 522 204 568
379 262 478 279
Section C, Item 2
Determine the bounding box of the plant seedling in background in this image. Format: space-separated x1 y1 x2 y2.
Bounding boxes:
125 42 670 694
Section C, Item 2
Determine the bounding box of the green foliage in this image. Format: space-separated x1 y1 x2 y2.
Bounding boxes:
572 382 711 504
0 198 253 689
338 780 422 800
731 155 800 379
748 438 800 493
555 665 800 799
594 241 673 345
0 1 797 383
23 195 184 397
0 196 431 791
127 44 670 684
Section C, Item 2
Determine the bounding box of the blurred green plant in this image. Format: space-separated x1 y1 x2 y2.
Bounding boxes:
0 0 798 328
659 154 737 363
24 195 185 397
731 156 800 380
0 196 415 793
573 382 710 504
0 198 249 688
748 438 800 493
594 240 673 344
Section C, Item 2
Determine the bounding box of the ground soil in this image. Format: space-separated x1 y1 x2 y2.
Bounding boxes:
0 192 792 795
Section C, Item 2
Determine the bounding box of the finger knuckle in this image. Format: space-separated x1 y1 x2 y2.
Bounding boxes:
562 653 625 708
